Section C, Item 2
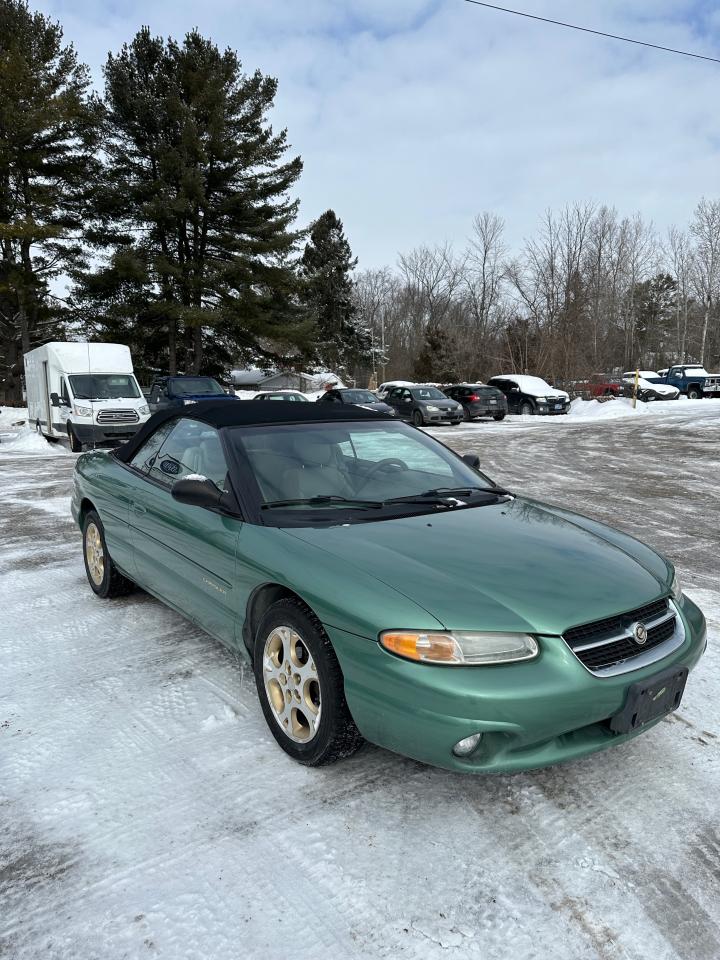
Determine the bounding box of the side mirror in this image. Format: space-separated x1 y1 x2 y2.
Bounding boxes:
462 453 481 470
50 392 61 407
171 477 223 509
510 386 520 393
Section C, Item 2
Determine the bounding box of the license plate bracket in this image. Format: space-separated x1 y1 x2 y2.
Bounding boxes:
609 665 688 734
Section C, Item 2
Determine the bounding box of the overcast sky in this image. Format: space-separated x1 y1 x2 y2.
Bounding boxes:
38 0 720 268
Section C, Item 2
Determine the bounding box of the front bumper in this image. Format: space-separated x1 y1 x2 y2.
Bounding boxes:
73 422 144 444
424 411 463 424
328 593 706 773
534 403 568 415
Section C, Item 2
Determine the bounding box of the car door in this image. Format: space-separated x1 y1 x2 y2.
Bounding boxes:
396 388 415 420
128 417 241 646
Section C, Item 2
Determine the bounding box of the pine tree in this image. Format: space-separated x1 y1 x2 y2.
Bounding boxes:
300 209 370 375
78 28 312 380
0 0 101 401
413 325 459 383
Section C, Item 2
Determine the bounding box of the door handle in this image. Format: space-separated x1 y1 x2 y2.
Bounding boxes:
132 502 147 516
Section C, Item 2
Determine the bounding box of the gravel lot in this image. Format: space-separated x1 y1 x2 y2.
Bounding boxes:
2 403 719 960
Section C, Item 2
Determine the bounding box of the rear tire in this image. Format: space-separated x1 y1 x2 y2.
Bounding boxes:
493 413 506 421
253 598 364 766
82 510 135 598
462 407 471 422
412 410 424 427
68 423 83 452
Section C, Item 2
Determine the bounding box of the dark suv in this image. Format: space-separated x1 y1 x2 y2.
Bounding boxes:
384 384 463 426
148 376 236 413
443 384 507 421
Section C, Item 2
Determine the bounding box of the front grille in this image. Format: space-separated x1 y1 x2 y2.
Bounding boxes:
563 597 676 674
574 616 676 671
564 598 668 646
96 409 139 424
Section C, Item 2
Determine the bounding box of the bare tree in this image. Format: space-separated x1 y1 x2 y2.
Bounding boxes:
690 198 720 364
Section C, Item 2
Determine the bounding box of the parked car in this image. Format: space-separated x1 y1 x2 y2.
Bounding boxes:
621 372 680 402
651 364 720 399
317 388 395 416
72 400 706 772
376 380 415 400
442 384 508 421
486 375 570 415
253 391 309 402
148 376 237 413
24 341 150 451
583 374 623 398
384 384 463 425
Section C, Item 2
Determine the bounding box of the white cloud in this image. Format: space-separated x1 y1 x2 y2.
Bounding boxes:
40 0 720 266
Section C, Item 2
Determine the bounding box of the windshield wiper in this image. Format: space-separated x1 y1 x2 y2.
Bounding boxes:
382 486 512 508
262 495 384 510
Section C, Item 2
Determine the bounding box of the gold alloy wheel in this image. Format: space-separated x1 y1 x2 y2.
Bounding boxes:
85 521 105 586
263 626 321 742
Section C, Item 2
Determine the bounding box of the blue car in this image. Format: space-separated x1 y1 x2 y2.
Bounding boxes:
148 376 237 412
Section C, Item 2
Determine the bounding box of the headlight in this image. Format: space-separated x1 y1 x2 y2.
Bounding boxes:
425 405 440 412
670 572 683 601
73 404 92 417
535 397 547 403
379 630 539 665
138 404 150 416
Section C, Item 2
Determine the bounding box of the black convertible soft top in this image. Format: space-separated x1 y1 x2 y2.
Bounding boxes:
114 399 389 463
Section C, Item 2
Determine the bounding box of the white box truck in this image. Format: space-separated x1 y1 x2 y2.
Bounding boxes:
24 342 150 451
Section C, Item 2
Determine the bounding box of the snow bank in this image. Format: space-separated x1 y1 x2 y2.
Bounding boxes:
0 425 69 457
567 397 651 420
568 396 720 421
0 405 28 428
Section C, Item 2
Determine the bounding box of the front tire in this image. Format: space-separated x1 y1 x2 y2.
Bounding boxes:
68 423 83 452
253 598 364 766
687 386 701 400
82 510 135 598
519 401 534 416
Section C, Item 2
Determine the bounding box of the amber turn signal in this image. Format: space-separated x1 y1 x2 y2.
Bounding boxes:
379 632 461 663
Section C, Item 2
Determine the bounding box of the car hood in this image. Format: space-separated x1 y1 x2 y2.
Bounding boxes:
284 498 671 635
180 393 238 403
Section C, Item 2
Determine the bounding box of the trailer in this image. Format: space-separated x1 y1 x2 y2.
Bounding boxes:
24 342 150 451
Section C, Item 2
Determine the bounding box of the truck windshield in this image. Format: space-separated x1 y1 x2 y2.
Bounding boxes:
170 378 225 396
69 374 141 400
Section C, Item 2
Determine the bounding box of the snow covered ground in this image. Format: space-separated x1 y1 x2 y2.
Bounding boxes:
2 402 720 960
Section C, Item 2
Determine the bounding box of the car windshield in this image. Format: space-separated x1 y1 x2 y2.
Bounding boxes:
262 393 307 401
69 374 141 400
228 420 498 524
170 377 225 396
342 390 378 403
411 387 446 400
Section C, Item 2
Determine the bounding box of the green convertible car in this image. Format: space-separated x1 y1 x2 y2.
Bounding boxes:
71 401 707 773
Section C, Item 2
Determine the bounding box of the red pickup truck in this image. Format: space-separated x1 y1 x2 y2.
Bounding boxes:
570 374 622 399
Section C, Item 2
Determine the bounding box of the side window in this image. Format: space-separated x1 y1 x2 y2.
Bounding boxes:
60 378 71 406
387 388 400 401
150 419 228 491
149 384 160 403
129 421 175 474
401 389 412 401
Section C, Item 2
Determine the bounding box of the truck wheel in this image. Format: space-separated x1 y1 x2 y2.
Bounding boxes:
82 510 135 598
253 598 364 766
687 386 701 400
67 423 83 452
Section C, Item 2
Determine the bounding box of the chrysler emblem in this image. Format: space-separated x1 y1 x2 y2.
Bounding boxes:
632 622 648 645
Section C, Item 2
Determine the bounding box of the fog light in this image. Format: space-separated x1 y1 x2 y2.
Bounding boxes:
452 733 483 757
